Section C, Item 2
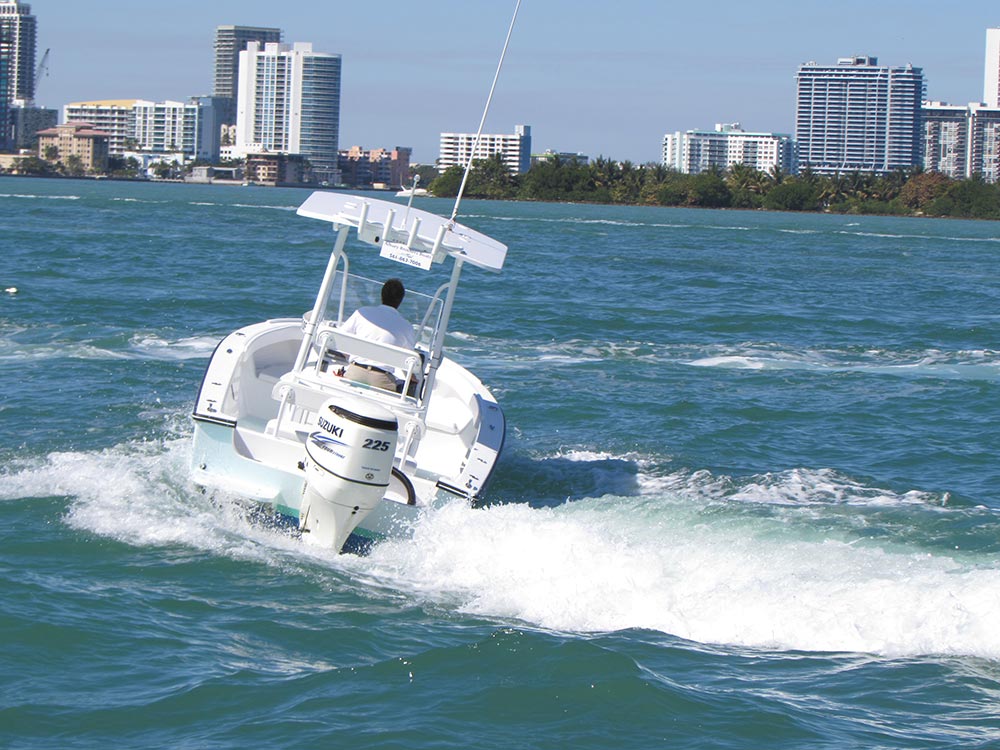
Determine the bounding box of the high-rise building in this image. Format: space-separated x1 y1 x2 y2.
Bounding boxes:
438 125 531 174
0 46 8 149
234 41 342 183
0 0 36 104
924 101 1000 183
923 102 970 179
795 55 925 175
968 105 1000 182
133 100 200 155
192 95 225 162
985 28 1000 108
10 103 54 148
662 123 795 175
213 25 282 125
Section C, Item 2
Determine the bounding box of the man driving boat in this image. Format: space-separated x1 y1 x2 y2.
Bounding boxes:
339 278 417 390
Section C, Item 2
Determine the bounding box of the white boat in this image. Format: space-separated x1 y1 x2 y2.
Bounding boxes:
191 191 507 552
396 174 429 198
395 187 429 198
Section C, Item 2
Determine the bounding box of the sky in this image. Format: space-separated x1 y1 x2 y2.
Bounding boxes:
30 0 1000 164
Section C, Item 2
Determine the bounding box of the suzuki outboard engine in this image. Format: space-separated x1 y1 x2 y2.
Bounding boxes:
299 395 398 551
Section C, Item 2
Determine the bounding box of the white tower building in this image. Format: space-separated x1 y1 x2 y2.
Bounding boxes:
0 0 36 104
985 28 1000 108
235 41 342 182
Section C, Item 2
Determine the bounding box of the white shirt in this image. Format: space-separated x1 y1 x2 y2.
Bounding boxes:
340 304 417 356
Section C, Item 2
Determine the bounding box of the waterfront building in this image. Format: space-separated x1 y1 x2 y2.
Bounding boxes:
133 100 198 155
662 123 795 175
0 1 36 105
65 98 219 161
0 46 7 149
923 102 970 179
213 25 282 126
234 41 342 184
0 0 35 150
36 121 110 173
10 103 55 148
795 56 925 175
191 95 225 162
438 125 531 174
531 149 589 167
245 152 308 185
922 101 1000 183
338 146 411 188
985 28 1000 108
969 105 1000 182
63 101 135 154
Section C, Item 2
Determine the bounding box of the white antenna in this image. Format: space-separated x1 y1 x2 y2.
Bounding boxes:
450 0 522 223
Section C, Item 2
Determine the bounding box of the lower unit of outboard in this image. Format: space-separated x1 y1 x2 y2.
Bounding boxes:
299 396 398 551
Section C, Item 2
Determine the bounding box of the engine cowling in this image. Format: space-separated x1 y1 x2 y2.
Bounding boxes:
299 395 398 551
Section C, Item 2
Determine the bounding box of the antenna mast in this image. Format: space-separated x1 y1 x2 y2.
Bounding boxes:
449 0 522 223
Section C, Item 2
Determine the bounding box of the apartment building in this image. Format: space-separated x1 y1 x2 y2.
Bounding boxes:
662 123 794 175
234 41 342 183
37 121 110 172
0 0 35 104
438 125 531 174
795 56 925 175
338 146 412 187
922 102 1000 183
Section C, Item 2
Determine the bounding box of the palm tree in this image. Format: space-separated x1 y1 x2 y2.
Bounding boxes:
817 173 848 208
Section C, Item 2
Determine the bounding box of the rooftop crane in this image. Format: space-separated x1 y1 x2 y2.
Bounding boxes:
31 48 50 105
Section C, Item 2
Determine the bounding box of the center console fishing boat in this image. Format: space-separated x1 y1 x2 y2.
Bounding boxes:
191 191 507 551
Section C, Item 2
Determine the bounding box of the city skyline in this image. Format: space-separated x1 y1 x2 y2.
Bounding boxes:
24 0 1000 164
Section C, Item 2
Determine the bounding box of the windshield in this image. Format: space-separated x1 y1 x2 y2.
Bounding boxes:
321 271 443 350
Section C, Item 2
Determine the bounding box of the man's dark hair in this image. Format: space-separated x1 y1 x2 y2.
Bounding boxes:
381 278 405 308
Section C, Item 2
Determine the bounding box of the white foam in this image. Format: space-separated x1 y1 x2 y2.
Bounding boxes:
188 201 296 212
0 193 80 200
6 436 998 660
686 345 1000 381
0 340 132 363
363 496 1000 659
129 334 221 361
2 439 321 568
0 331 222 364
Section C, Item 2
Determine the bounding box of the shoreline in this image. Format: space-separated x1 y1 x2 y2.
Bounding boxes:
0 172 995 222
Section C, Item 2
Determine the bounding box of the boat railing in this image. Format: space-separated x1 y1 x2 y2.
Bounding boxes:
268 324 429 438
313 325 426 399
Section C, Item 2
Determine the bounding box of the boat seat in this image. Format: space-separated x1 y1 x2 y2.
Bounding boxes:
424 397 474 435
314 325 425 395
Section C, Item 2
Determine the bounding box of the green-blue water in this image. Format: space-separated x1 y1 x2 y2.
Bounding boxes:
2 176 999 749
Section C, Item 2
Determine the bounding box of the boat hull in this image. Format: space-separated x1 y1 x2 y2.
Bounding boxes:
190 318 504 548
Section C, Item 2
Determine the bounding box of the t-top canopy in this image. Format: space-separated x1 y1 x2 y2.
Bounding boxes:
297 192 507 272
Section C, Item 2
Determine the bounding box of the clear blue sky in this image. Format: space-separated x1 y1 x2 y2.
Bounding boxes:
33 0 999 164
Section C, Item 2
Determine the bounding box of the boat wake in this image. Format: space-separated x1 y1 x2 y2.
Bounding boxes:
0 327 222 363
4 434 1000 660
456 334 1000 384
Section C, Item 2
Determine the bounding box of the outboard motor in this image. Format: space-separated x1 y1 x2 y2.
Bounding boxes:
300 395 398 551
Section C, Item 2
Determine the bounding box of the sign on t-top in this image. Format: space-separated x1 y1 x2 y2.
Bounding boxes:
380 240 434 270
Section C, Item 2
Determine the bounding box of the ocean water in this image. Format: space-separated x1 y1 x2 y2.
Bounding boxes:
2 175 999 749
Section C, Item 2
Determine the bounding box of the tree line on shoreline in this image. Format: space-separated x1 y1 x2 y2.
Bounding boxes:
428 153 1000 220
